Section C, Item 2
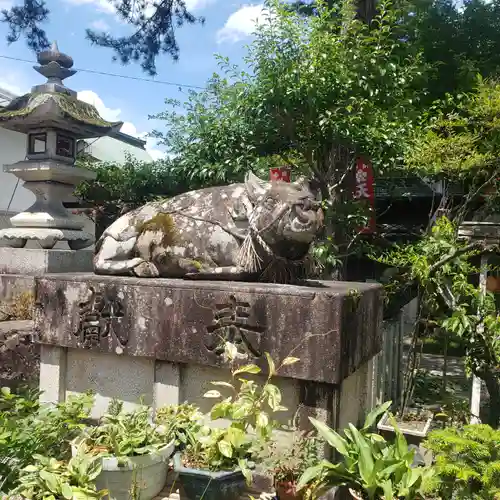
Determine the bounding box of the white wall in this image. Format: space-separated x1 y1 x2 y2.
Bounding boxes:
89 136 152 163
0 128 32 213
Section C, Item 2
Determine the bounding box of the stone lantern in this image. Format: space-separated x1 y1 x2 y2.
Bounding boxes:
0 42 122 251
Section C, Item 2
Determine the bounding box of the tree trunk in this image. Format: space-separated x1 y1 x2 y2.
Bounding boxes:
357 0 377 23
482 370 500 428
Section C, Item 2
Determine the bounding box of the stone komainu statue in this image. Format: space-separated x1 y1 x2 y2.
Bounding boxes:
94 172 324 283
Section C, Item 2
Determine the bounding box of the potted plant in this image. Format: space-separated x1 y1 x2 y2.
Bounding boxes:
173 425 256 500
73 399 175 500
155 402 204 451
297 402 435 500
377 406 434 448
173 343 295 500
13 445 108 500
265 429 319 500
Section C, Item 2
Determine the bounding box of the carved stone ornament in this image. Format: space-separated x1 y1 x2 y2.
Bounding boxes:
94 172 324 284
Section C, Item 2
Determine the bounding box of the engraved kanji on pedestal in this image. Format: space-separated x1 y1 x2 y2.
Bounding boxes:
205 294 265 358
76 286 126 348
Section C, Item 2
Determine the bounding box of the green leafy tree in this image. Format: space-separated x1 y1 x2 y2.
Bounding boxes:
152 0 426 276
74 155 216 236
370 78 500 427
288 0 500 105
287 0 377 22
1 0 203 75
402 0 500 104
374 216 500 427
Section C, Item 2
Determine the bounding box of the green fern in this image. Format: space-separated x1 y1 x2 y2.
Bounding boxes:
424 424 500 499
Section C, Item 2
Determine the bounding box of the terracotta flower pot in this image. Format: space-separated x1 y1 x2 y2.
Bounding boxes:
275 480 303 500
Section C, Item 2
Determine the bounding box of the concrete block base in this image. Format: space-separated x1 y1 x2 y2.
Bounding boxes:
39 345 378 436
0 248 93 275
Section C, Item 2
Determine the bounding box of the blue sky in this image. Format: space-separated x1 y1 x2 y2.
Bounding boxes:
0 0 270 158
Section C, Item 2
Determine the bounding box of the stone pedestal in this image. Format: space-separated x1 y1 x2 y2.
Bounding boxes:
0 161 95 250
0 248 92 275
34 274 383 439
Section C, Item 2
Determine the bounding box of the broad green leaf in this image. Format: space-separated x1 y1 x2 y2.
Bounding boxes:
263 384 282 411
238 458 252 485
203 390 222 398
86 457 102 481
380 479 394 500
39 470 61 494
265 353 276 376
405 467 422 488
281 356 300 366
233 364 261 376
362 401 392 430
297 464 327 490
348 424 374 484
210 402 230 420
218 439 233 458
226 426 247 448
309 417 349 456
211 381 235 390
231 402 252 420
256 411 269 429
61 483 73 500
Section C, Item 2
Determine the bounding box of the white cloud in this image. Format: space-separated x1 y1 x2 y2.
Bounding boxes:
64 0 115 14
77 90 165 159
217 3 271 44
184 0 215 10
69 0 213 24
0 70 29 98
90 19 110 31
77 90 122 122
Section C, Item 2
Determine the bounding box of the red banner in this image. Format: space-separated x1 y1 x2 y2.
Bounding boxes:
353 158 375 234
270 166 291 183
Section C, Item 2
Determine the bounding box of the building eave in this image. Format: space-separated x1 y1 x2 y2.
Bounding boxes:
107 130 147 150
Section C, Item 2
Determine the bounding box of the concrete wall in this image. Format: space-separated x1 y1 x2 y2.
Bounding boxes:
40 345 377 435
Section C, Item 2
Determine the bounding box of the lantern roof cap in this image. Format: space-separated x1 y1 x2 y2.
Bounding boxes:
0 43 123 138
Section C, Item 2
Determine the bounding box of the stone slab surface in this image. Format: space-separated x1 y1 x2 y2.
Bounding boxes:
34 274 383 384
0 319 39 388
0 248 93 275
0 274 34 302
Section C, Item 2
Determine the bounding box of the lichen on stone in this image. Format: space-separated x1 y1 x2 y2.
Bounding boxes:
137 213 179 247
0 291 34 321
0 92 119 129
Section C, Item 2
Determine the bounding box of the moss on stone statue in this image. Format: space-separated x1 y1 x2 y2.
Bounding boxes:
137 213 179 247
189 260 203 270
0 92 119 129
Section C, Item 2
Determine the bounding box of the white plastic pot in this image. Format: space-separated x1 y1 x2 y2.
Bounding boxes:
72 440 175 500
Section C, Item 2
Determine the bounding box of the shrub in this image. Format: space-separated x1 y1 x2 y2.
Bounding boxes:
0 387 93 493
424 424 500 499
